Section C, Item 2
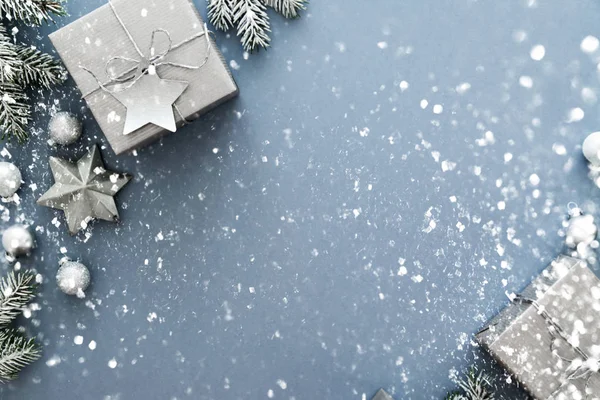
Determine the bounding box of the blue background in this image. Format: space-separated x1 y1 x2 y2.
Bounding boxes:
3 0 600 398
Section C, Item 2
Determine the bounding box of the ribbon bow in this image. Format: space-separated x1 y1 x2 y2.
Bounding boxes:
80 0 213 126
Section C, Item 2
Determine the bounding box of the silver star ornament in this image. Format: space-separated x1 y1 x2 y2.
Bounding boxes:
37 146 132 235
110 72 188 135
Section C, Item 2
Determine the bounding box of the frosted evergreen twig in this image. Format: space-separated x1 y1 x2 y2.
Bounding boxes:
446 369 495 400
15 45 65 89
0 271 36 327
234 0 271 52
263 0 308 19
208 0 234 31
0 0 66 25
0 329 41 382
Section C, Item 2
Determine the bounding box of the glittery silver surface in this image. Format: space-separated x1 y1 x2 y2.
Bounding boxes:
0 161 22 198
56 260 91 296
1 225 34 257
48 112 83 146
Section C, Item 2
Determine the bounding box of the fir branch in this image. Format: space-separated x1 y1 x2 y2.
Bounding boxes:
0 271 36 326
445 394 467 400
234 0 271 52
263 0 307 19
14 44 65 88
208 0 234 31
458 370 494 400
447 369 495 400
0 0 66 25
0 329 41 382
0 25 18 83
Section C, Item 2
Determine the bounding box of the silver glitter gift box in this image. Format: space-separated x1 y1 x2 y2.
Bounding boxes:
49 0 238 155
476 256 600 399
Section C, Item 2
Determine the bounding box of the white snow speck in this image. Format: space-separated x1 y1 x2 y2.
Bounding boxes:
88 340 97 350
519 76 533 88
432 104 443 114
581 36 600 54
147 312 157 322
566 107 584 122
377 41 388 49
46 355 61 367
74 335 84 345
529 173 540 186
276 379 287 390
108 358 117 369
456 82 471 94
530 44 545 61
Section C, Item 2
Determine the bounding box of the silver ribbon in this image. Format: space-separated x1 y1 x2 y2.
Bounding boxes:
512 294 600 399
80 0 214 124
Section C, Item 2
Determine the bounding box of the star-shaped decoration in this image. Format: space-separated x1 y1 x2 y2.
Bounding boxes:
37 146 132 235
110 72 188 135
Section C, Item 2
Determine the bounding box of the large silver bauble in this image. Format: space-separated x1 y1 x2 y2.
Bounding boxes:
48 112 83 146
2 225 34 257
566 214 598 248
0 162 21 197
56 259 90 297
583 131 600 166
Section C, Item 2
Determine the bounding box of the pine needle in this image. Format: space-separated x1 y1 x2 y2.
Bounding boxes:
263 0 308 19
457 369 494 400
15 45 65 88
445 393 468 400
234 0 271 52
0 0 66 25
0 329 40 382
208 0 234 31
0 271 36 326
0 25 18 83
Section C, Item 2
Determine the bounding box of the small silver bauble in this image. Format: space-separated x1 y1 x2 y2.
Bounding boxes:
48 112 83 146
0 162 21 197
583 131 600 166
566 209 598 248
2 225 34 259
56 259 90 297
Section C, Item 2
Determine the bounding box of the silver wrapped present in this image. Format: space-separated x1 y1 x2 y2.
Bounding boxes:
49 0 238 155
476 256 600 399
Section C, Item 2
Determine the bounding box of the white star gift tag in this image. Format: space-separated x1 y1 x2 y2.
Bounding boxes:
110 71 188 136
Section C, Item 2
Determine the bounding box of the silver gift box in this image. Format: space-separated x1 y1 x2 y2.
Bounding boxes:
476 256 600 399
49 0 238 155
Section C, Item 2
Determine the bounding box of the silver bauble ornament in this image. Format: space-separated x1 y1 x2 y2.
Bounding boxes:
2 225 34 258
566 212 598 248
48 112 82 145
0 162 21 197
56 259 90 297
583 131 600 166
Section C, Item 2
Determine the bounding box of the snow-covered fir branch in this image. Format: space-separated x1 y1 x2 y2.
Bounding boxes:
234 0 271 52
263 0 308 19
208 0 234 31
0 329 41 383
0 0 66 25
0 272 36 327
